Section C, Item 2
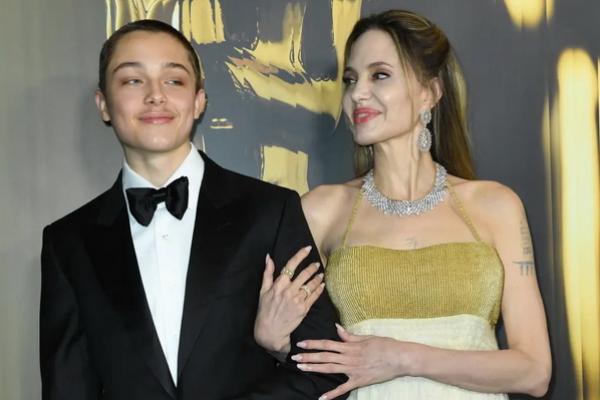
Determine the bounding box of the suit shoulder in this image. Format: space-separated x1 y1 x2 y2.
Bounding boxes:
217 164 297 202
44 187 113 234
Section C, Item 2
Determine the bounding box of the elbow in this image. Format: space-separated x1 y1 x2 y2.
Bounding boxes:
524 361 552 397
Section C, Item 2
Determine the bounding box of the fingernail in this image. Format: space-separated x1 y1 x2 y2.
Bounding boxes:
297 363 311 371
291 354 302 361
335 323 346 332
318 273 324 279
304 245 312 252
319 396 328 400
265 253 270 264
297 341 307 348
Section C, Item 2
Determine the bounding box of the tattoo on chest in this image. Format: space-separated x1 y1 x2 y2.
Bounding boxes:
405 237 418 249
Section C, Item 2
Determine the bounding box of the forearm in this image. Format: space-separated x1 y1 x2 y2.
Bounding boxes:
410 344 551 396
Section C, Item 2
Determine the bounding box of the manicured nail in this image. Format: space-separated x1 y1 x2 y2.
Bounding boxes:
304 245 312 252
297 341 307 348
319 396 328 400
318 273 324 279
313 262 321 269
291 354 302 361
265 253 270 264
297 363 311 371
335 323 346 332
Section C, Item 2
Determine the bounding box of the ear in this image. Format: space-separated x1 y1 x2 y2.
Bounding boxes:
423 77 443 109
193 89 207 119
94 90 111 122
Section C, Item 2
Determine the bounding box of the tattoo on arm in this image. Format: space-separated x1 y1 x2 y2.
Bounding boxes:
513 260 535 276
514 213 536 276
520 215 534 256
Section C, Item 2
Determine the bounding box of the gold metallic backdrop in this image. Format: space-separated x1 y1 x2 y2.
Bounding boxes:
546 49 600 400
0 1 598 399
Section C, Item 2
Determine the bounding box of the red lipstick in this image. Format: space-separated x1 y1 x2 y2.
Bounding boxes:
353 107 381 124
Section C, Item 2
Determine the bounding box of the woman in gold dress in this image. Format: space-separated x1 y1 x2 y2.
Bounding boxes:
254 9 551 399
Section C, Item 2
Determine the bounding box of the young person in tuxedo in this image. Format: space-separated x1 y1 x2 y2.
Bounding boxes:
40 19 345 400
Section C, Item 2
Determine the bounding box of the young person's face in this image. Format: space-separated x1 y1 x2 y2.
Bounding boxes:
95 31 205 159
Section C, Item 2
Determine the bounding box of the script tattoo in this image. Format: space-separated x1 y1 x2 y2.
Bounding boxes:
520 215 534 256
514 212 535 276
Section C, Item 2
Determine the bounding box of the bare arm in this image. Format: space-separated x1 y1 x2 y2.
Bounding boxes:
411 187 551 395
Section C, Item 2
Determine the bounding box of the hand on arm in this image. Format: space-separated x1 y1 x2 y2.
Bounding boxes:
254 246 325 359
241 190 347 399
293 324 416 400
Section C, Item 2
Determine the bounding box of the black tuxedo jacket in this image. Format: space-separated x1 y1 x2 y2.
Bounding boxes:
40 152 346 400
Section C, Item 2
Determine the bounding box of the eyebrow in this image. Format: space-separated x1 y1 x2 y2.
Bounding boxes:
112 61 191 75
344 61 394 74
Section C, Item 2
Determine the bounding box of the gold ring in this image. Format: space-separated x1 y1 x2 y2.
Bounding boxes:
300 285 311 298
281 267 294 279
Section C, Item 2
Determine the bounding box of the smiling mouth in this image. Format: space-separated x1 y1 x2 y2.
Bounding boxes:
139 115 174 124
353 108 381 124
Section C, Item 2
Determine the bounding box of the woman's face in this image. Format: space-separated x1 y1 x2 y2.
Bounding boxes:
342 29 430 147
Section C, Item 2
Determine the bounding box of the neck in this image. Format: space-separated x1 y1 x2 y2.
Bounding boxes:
371 135 437 201
123 143 192 187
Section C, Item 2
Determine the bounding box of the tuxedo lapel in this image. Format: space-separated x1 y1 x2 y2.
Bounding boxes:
85 176 176 398
177 153 240 380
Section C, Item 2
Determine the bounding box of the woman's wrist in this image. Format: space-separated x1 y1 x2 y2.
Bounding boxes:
255 328 291 354
397 341 426 378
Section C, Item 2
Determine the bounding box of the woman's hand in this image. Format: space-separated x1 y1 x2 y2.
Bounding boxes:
293 324 417 400
254 246 325 356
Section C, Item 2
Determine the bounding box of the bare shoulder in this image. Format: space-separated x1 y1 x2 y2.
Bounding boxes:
301 178 361 224
449 177 525 233
301 178 362 252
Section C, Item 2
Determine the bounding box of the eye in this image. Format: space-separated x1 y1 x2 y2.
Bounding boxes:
372 71 390 80
342 76 357 86
166 79 184 86
123 78 142 85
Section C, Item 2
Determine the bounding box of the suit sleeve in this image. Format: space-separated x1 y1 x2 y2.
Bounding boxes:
231 191 348 400
40 226 100 399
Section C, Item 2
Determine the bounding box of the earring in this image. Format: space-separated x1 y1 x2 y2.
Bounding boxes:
418 109 432 152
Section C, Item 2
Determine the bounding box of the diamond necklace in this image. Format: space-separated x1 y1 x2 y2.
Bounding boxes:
361 163 448 216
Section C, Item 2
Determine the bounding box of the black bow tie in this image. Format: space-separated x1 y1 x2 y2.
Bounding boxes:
126 176 189 226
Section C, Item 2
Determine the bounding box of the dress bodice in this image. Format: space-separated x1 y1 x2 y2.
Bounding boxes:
324 183 508 399
326 241 504 327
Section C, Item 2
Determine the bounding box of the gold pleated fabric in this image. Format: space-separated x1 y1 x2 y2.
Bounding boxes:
326 241 504 327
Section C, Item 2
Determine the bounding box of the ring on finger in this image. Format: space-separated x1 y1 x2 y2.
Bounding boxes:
281 267 294 279
300 285 311 299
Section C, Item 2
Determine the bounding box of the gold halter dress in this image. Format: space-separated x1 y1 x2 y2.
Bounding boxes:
325 184 508 399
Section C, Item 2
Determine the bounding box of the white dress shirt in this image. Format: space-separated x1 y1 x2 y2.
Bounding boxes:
122 143 204 385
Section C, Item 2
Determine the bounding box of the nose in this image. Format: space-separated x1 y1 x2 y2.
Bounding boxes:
144 82 166 105
350 76 371 104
